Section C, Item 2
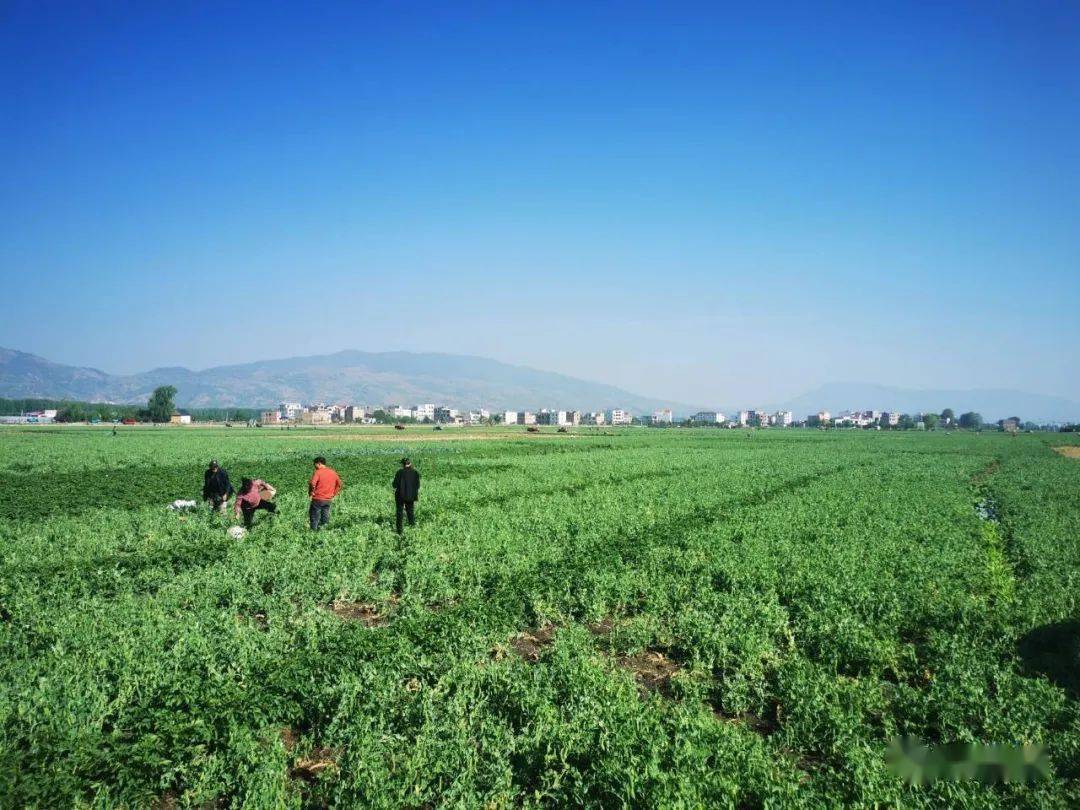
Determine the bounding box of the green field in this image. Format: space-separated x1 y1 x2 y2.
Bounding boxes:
1 426 1077 808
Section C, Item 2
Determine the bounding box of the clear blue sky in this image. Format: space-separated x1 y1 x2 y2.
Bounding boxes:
2 1 1078 405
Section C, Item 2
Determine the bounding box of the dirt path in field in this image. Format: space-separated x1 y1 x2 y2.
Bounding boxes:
1052 446 1080 459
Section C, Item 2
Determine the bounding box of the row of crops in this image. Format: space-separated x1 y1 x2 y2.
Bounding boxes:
0 427 1077 806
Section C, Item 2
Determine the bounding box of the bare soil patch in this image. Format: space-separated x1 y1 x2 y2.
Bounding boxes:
290 746 339 782
1053 446 1080 459
586 616 617 637
619 649 682 697
509 624 557 662
278 728 340 784
328 595 398 627
280 726 299 752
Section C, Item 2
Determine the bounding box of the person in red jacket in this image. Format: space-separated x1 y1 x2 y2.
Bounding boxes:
308 456 342 530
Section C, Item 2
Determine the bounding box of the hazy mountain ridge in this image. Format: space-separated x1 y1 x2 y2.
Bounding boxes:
0 347 693 413
3 348 1077 421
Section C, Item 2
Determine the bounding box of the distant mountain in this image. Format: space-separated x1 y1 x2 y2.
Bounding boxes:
0 347 692 413
6 348 1076 422
774 382 1080 423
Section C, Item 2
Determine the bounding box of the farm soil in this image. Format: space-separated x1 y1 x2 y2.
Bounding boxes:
1053 446 1080 459
586 616 617 636
328 596 397 627
509 624 558 661
618 649 682 697
290 747 339 782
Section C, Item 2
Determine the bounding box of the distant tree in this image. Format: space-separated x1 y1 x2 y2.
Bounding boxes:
922 413 939 431
958 411 983 430
147 385 177 423
54 403 89 423
940 408 955 425
898 414 915 430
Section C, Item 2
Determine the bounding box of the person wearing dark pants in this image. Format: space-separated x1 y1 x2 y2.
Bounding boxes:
203 460 235 513
396 499 415 533
309 499 331 530
234 478 277 528
392 457 421 534
308 456 342 530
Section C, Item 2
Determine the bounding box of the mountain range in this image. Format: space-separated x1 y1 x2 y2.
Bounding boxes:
2 347 1078 422
0 347 689 414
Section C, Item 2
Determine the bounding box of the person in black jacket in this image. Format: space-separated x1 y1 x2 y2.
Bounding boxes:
202 459 235 513
392 457 421 534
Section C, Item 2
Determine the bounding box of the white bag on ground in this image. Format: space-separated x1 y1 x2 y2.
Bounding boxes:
168 499 198 511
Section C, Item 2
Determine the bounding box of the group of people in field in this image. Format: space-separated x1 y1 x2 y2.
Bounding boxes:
201 456 421 533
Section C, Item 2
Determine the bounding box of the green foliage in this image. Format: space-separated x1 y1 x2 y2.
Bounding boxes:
147 385 178 423
960 412 984 430
922 413 940 431
0 397 260 424
0 428 1077 806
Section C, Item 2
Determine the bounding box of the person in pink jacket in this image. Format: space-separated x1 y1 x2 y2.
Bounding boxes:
234 478 277 528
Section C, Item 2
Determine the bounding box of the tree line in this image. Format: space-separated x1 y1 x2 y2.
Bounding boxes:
0 386 261 424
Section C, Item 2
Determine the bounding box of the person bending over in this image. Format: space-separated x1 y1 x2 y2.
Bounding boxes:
234 478 277 528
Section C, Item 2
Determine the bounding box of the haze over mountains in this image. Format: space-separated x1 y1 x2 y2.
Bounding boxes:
0 347 685 414
2 347 1078 422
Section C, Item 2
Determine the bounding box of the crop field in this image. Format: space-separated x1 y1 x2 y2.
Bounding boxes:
1 425 1078 808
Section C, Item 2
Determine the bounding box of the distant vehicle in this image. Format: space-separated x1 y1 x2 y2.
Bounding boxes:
394 424 406 431
121 418 137 425
433 425 443 431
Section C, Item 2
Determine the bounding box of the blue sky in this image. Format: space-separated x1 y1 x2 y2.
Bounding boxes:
2 1 1078 404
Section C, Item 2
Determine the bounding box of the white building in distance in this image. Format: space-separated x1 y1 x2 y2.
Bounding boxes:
691 411 725 424
607 409 633 426
773 410 794 427
652 408 674 425
467 409 490 424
